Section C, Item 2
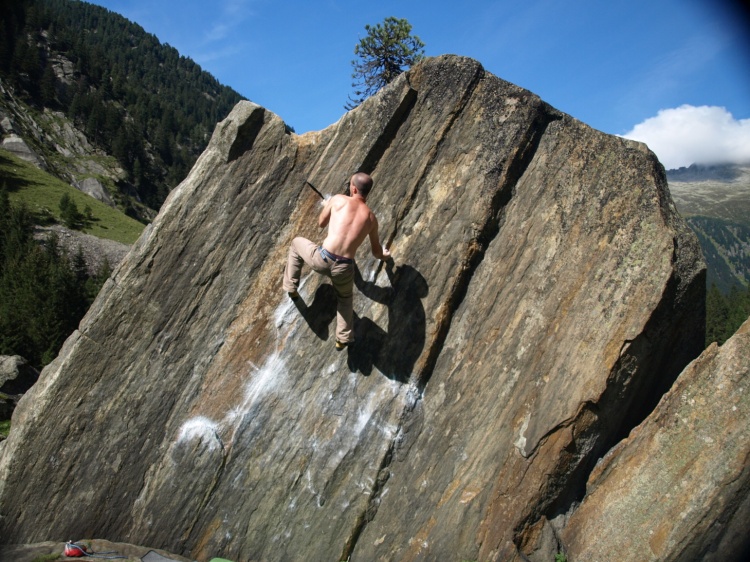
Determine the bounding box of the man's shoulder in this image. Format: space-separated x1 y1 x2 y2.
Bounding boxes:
329 194 348 209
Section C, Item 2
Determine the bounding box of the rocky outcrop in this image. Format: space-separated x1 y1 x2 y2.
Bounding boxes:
0 356 39 396
33 224 130 276
77 176 117 207
0 79 49 171
38 108 129 186
0 56 707 561
560 317 750 561
1 133 45 169
0 77 125 212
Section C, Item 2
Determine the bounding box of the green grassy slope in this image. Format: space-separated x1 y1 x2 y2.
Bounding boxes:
0 149 145 245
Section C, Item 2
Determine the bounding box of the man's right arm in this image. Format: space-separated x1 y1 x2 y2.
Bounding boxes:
318 195 337 228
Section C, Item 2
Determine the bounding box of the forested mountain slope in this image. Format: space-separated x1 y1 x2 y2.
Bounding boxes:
0 0 246 370
668 163 750 293
1 0 245 215
667 163 750 345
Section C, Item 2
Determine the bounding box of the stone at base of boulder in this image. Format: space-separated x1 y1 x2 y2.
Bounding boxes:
518 517 563 561
560 317 750 561
0 356 39 395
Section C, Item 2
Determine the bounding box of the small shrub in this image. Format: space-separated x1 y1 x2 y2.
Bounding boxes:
0 419 11 438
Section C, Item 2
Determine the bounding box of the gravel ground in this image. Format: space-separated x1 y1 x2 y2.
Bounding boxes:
3 540 194 561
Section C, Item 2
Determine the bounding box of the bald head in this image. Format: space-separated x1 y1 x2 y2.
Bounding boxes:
351 172 373 198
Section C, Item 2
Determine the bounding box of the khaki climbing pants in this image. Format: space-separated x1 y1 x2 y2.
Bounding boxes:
283 237 355 343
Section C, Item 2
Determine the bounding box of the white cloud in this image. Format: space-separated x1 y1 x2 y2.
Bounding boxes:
622 105 750 170
203 0 253 45
195 44 246 65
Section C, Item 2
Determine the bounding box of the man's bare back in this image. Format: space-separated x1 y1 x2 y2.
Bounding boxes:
319 176 390 260
282 172 390 347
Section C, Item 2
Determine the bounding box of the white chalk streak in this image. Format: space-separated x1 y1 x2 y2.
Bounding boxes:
177 416 221 449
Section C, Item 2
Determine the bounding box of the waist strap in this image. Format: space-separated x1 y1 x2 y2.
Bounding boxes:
320 247 353 264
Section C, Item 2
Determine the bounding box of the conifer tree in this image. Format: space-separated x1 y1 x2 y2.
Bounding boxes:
0 195 100 368
40 63 57 105
346 17 425 110
706 283 729 345
59 193 77 228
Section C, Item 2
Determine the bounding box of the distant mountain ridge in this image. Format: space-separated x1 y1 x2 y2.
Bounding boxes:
667 162 748 183
667 163 750 292
667 163 750 225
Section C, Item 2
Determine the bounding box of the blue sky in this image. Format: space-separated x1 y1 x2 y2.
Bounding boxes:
87 0 750 169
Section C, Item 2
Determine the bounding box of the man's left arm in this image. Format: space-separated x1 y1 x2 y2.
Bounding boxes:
369 215 391 261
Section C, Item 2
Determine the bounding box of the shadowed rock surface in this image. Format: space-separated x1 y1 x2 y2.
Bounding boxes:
0 56 708 561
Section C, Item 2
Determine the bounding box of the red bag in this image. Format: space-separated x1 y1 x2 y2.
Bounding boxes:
64 541 88 557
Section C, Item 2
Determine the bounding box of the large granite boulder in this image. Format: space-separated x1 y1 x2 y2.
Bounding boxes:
0 56 706 561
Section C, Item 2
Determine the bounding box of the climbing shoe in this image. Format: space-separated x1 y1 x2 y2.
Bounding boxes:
335 340 348 351
288 290 300 300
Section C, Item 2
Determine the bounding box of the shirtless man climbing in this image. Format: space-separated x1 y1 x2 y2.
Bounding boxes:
283 172 391 349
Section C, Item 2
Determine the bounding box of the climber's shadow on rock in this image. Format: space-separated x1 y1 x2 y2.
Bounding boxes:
348 261 428 383
293 284 338 341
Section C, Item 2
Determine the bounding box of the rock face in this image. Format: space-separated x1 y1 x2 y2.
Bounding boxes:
560 317 750 561
0 56 708 561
